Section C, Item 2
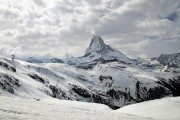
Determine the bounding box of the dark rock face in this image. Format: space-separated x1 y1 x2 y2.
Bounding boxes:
28 73 45 84
0 74 20 93
99 75 114 88
75 59 119 70
71 85 91 98
50 58 64 63
156 53 180 73
135 81 171 102
107 89 130 100
147 86 171 100
157 53 180 66
68 79 172 110
169 76 180 96
76 62 97 70
49 85 69 99
99 75 112 81
158 76 180 96
96 85 170 109
0 61 16 72
93 81 170 109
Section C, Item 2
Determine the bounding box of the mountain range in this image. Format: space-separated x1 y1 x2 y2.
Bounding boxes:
0 36 179 109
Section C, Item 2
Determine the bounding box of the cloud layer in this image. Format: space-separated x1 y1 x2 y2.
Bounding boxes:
0 0 180 58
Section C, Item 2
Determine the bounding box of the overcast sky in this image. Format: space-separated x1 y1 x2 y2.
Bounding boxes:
0 0 180 58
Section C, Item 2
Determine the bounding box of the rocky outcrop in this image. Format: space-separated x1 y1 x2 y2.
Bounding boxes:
28 73 45 84
135 81 172 102
157 53 180 66
147 86 171 100
0 61 16 72
49 85 69 99
68 79 172 110
156 53 180 73
71 85 92 98
157 76 180 96
0 74 20 93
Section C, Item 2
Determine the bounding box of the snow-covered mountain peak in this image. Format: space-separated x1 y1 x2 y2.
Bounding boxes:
66 36 133 69
85 36 106 54
157 53 180 66
84 36 132 63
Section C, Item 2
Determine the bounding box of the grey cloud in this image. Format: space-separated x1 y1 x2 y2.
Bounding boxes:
0 0 179 58
32 0 46 7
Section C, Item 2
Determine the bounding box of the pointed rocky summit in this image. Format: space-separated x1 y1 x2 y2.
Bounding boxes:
85 36 106 54
84 36 132 62
67 36 133 69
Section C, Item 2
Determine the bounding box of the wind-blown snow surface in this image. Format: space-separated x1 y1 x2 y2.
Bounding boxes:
117 97 180 120
0 96 156 120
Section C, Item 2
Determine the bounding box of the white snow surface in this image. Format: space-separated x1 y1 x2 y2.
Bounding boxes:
117 97 180 120
0 96 157 120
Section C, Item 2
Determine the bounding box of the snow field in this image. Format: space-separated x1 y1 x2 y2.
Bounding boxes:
0 96 156 120
117 97 180 120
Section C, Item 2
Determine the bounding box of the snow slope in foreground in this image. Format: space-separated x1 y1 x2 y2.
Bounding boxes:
117 97 180 120
0 96 156 120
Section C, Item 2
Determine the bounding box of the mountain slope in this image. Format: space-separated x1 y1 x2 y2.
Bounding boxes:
157 53 180 67
156 53 180 73
25 57 64 63
0 54 173 109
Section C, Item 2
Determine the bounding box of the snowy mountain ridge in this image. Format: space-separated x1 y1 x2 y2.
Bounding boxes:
0 36 180 110
24 57 64 63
